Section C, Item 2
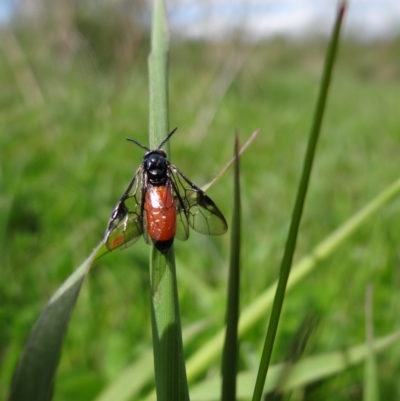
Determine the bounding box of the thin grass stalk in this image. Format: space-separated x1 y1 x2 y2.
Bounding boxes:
221 136 241 401
252 4 347 401
148 0 169 148
148 0 189 400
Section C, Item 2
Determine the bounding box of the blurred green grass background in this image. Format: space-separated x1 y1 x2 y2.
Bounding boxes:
2 7 400 400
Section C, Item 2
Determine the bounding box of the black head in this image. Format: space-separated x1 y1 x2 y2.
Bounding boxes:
126 128 178 186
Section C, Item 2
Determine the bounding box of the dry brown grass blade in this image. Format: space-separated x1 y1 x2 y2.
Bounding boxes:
201 129 260 192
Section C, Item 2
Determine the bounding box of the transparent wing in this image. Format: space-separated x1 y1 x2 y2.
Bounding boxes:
169 163 228 237
104 166 145 251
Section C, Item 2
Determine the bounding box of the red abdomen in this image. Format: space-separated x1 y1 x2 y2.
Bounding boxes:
145 184 176 245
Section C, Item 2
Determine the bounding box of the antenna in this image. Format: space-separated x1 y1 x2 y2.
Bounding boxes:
126 127 178 151
157 127 178 149
126 138 150 152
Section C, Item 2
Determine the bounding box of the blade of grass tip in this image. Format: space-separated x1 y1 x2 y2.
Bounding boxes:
202 129 260 192
148 0 189 400
221 135 241 401
252 4 347 401
364 284 379 401
8 242 103 401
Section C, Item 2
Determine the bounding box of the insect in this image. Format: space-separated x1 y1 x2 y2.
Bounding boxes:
104 128 228 253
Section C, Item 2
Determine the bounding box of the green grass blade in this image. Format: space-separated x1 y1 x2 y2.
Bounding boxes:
221 136 241 401
185 176 400 384
148 1 189 400
190 330 400 400
252 5 347 400
8 242 103 401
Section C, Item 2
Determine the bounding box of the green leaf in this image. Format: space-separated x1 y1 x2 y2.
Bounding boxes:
8 242 103 401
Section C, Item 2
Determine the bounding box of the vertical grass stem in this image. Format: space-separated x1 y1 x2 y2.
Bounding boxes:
148 0 189 400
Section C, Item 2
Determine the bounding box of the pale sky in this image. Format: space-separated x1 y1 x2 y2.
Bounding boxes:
1 1 399 41
166 1 400 40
